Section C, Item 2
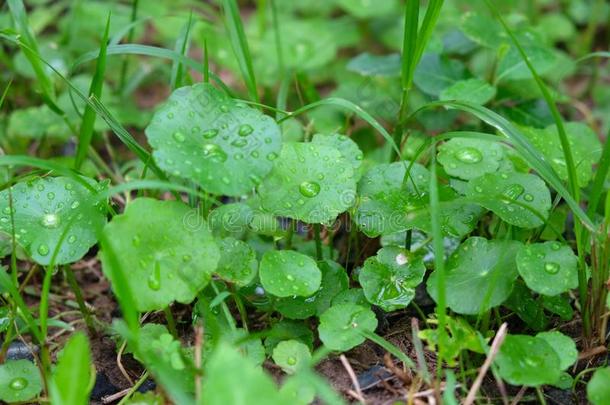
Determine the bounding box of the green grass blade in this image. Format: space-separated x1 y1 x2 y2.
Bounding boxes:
587 130 610 219
400 0 419 95
414 0 444 63
0 79 12 109
118 0 140 92
170 12 193 89
0 267 43 343
73 43 234 96
428 143 447 375
7 0 56 103
74 14 110 170
221 0 259 102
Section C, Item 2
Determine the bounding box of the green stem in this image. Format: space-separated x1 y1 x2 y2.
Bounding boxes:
210 281 237 332
404 229 412 251
313 224 323 261
117 371 149 405
63 266 96 336
231 288 249 332
119 0 139 94
164 306 178 338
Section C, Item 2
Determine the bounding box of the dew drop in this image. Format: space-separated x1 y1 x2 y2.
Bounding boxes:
238 124 254 137
67 235 77 244
70 201 80 209
173 131 186 143
286 274 295 281
47 192 56 201
202 129 219 139
220 104 229 113
231 138 248 148
38 244 50 256
9 377 27 391
551 242 561 251
502 184 525 201
132 236 141 247
299 181 321 198
455 147 482 164
287 357 297 366
474 185 483 193
148 262 161 291
395 253 408 266
202 144 228 162
41 213 60 228
544 262 560 274
266 152 278 161
167 112 174 119
221 177 230 185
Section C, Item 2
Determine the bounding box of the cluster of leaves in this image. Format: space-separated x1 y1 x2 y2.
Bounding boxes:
0 0 610 404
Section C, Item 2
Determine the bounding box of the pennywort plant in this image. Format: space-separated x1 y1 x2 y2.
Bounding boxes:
0 0 609 403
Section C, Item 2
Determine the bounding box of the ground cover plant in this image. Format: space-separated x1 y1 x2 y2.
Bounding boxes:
0 0 610 403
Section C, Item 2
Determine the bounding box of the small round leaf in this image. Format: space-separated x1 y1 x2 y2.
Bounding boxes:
258 142 357 224
494 334 561 386
145 83 282 196
427 237 522 314
259 250 321 298
437 137 503 180
0 176 107 265
272 340 311 374
439 78 496 105
588 367 610 405
215 237 258 286
100 198 220 312
517 242 578 296
359 247 425 311
0 359 42 403
318 303 378 351
466 172 551 228
275 260 349 319
536 331 577 371
354 162 429 237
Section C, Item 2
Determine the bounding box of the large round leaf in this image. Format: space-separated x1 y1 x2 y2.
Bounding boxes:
359 246 425 311
516 242 578 296
466 172 551 228
354 162 429 237
275 260 349 319
437 137 503 180
0 360 42 403
0 176 106 265
259 250 321 298
100 198 220 312
258 142 356 224
318 303 377 351
521 123 602 187
145 83 282 196
427 237 522 314
536 331 577 371
494 334 561 386
215 237 258 286
312 133 364 179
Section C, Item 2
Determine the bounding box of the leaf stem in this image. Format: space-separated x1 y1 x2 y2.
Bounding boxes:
313 224 323 261
63 266 96 336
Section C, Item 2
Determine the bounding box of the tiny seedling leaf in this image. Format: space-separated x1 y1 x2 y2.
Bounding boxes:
0 359 42 403
437 137 504 180
318 303 377 351
272 340 312 374
516 242 578 296
259 250 321 298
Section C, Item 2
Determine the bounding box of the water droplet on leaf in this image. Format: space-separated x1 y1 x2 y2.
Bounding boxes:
299 181 321 198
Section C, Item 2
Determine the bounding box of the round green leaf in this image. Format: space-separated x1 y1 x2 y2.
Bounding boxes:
275 260 349 319
272 340 311 374
0 359 42 403
332 288 370 307
494 334 561 386
215 237 258 286
312 133 364 179
354 162 429 237
0 176 107 265
359 246 425 311
427 237 522 314
521 123 602 187
466 172 551 228
516 242 578 296
208 203 253 238
318 303 378 351
439 78 496 105
100 198 220 312
258 142 357 224
259 250 321 298
145 83 282 196
588 367 610 405
536 331 577 371
437 137 503 180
